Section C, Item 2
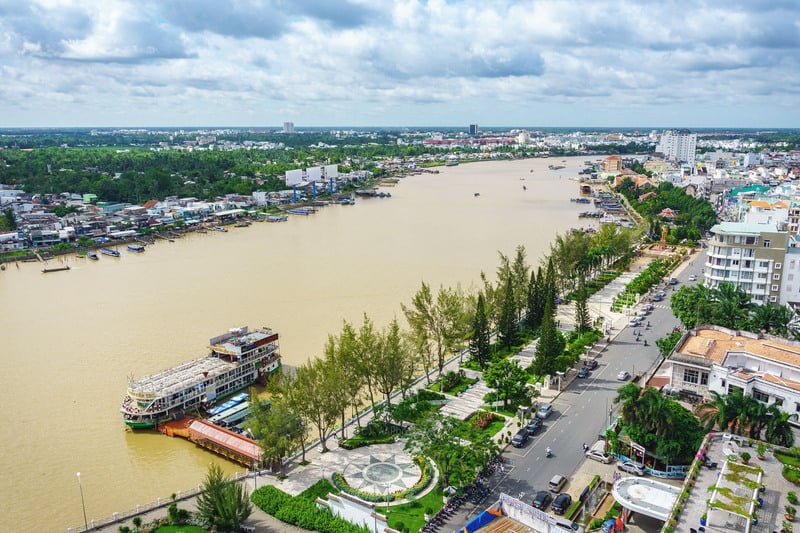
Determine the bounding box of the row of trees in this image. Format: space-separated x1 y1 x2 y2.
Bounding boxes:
671 281 799 338
247 232 630 472
698 390 797 447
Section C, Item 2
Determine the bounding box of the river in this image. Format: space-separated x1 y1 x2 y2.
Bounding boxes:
0 156 597 531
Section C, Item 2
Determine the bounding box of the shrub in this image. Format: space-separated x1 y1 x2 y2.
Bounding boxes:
251 485 367 533
789 491 799 505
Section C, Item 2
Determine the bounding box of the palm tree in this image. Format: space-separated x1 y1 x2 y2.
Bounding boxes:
746 400 770 440
765 407 798 447
712 282 753 329
698 391 737 432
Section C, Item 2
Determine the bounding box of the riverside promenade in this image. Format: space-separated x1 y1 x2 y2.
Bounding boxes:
84 249 701 533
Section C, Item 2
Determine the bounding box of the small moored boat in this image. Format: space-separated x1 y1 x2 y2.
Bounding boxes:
42 265 71 273
87 252 99 260
100 248 120 257
127 245 145 253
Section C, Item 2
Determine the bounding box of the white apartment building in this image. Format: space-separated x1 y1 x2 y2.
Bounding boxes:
704 222 788 304
667 326 800 422
656 129 697 165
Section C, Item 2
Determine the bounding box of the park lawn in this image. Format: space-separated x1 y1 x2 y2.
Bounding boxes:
453 413 506 442
775 451 800 468
387 485 444 533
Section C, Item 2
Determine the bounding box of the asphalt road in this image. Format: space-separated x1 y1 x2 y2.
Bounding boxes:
439 258 707 530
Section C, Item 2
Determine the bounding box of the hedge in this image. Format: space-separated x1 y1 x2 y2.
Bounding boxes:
251 485 369 533
331 457 433 502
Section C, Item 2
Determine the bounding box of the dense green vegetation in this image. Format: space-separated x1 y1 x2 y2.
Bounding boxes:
698 390 797 447
670 281 798 337
613 383 705 464
616 179 717 241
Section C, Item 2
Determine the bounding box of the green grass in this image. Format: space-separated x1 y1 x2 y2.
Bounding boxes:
153 526 209 533
453 413 506 442
776 452 800 468
387 485 444 533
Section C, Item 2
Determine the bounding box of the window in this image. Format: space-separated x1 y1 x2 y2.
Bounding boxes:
759 261 770 268
764 239 771 248
795 402 800 413
745 236 756 245
771 295 778 302
701 372 709 385
776 262 782 269
753 389 769 402
683 369 699 384
774 274 781 280
772 284 779 291
728 384 743 395
775 398 784 407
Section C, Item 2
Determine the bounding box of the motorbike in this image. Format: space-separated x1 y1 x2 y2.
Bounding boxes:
545 448 553 458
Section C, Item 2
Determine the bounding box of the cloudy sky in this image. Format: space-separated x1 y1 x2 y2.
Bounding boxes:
1 0 799 129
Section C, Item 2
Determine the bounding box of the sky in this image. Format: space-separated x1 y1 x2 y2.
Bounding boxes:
1 0 799 129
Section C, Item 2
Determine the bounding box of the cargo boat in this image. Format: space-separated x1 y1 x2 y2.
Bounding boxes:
120 326 281 429
100 248 120 257
127 244 145 253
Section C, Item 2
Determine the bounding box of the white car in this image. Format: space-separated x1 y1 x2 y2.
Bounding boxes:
689 274 697 281
628 318 641 327
617 370 630 381
617 461 645 476
585 449 614 464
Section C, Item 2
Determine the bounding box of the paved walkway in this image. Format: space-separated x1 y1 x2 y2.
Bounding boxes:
93 249 703 533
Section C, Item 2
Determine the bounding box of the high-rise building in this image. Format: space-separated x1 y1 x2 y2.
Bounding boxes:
469 124 479 136
282 122 295 134
704 222 788 304
656 129 697 164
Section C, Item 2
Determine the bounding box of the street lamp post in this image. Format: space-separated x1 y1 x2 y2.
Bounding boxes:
77 472 88 532
384 482 390 515
253 460 258 490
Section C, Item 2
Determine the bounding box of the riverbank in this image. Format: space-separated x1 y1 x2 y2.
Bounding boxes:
2 156 598 532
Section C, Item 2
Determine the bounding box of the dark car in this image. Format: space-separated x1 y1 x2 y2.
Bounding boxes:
525 418 543 435
511 428 529 448
531 490 552 510
577 367 590 378
552 493 572 515
584 359 598 370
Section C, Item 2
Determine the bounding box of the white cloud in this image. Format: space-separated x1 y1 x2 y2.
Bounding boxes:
0 0 797 127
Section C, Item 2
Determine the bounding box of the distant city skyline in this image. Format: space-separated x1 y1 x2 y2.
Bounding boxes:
1 1 798 129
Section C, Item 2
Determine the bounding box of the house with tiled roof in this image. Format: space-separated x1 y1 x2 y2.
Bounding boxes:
667 326 800 421
657 207 676 219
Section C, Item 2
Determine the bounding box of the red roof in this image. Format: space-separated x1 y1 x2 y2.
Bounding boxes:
188 420 261 462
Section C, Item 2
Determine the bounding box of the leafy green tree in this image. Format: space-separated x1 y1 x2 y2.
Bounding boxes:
403 412 499 488
496 277 518 350
469 292 492 369
373 318 416 405
574 279 591 334
1 208 16 231
484 359 530 410
324 320 366 432
525 267 545 330
402 282 469 375
765 407 797 447
195 463 252 531
614 384 703 464
655 330 683 357
510 245 530 320
532 298 564 376
246 397 304 474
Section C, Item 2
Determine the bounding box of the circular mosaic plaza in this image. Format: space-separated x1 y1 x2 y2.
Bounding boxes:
341 452 422 498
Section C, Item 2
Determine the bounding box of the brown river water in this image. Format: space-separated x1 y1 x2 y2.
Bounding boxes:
0 156 596 531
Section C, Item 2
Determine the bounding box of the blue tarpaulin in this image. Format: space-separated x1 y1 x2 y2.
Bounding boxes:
458 510 499 533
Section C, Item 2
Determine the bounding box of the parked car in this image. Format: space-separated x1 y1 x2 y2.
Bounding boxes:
636 310 649 318
585 449 614 464
552 493 572 514
584 359 599 370
669 278 678 285
531 490 552 510
548 474 567 493
536 402 553 419
511 428 529 448
616 370 630 381
577 367 590 378
689 274 697 281
652 294 664 302
525 418 543 435
644 303 654 311
628 318 641 327
617 461 645 476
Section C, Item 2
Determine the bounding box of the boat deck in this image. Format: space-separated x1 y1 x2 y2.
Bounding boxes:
127 356 235 398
